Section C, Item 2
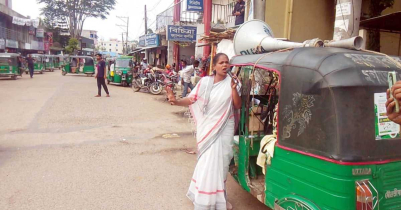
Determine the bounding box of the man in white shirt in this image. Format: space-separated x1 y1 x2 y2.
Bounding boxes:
141 58 148 70
181 60 199 97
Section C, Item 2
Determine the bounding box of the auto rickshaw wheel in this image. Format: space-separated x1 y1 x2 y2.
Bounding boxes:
11 75 17 80
62 71 67 76
40 71 43 74
25 71 28 74
107 80 110 84
122 81 127 87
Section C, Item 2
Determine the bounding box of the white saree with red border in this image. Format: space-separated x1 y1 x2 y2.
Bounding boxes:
186 75 237 210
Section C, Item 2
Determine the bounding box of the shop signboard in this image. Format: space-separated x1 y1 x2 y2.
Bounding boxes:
187 0 203 12
0 39 5 49
139 35 146 47
6 39 18 48
167 25 197 42
36 28 44 38
139 33 160 48
145 33 159 48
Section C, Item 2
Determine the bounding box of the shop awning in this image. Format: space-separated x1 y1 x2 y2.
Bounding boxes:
360 12 401 33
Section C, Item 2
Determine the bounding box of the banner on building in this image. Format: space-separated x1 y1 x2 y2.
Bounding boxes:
46 32 53 46
187 0 203 12
0 39 5 49
12 17 40 28
6 39 19 48
36 28 44 38
167 25 197 42
139 33 160 48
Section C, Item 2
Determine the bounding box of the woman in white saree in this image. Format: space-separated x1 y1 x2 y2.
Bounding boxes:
167 53 241 210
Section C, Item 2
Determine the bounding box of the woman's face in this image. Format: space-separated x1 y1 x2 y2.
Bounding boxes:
214 55 229 77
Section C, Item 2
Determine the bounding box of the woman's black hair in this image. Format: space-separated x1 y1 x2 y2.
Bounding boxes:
212 53 228 66
212 53 228 75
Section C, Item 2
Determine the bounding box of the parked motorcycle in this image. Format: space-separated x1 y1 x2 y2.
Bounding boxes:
132 68 164 95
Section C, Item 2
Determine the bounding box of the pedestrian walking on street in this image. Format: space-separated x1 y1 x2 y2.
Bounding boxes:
94 53 110 97
166 53 241 210
181 60 199 98
27 54 34 78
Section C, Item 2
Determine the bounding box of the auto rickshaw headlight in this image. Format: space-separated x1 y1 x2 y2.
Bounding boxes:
116 70 122 76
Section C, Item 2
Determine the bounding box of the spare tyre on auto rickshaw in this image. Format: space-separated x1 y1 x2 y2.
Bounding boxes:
229 46 401 210
107 56 133 87
44 55 55 72
0 53 21 80
25 54 44 74
62 56 95 76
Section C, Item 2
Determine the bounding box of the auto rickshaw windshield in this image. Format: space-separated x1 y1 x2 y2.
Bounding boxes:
0 57 17 66
115 59 132 68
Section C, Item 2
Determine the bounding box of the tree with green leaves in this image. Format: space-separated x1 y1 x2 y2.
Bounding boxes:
38 0 116 38
65 38 79 54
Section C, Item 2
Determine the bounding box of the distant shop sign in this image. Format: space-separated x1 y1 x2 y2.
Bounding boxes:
36 28 44 38
139 35 146 47
139 33 160 48
167 25 197 42
187 0 203 12
145 33 159 48
6 39 18 48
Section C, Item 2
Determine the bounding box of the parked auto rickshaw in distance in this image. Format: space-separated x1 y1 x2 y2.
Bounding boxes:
25 54 45 74
107 56 133 87
229 47 401 210
53 55 65 69
0 53 22 80
62 56 95 76
44 55 55 72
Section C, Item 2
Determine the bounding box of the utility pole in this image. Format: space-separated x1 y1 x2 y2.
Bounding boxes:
144 5 148 60
144 5 148 34
121 33 125 55
116 16 129 54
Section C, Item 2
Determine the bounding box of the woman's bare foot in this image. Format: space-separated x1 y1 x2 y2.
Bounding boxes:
106 94 110 97
227 201 233 210
95 95 101 97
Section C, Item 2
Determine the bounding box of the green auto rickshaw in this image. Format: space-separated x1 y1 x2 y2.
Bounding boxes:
53 55 64 69
25 54 44 74
44 55 55 72
0 53 22 80
62 56 95 76
107 56 133 87
229 47 401 210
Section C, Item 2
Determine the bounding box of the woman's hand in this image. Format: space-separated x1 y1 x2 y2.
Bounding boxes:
386 89 401 124
231 75 238 90
166 87 176 105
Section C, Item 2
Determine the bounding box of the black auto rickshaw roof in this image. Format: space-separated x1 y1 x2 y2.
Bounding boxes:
231 47 401 88
231 47 401 163
0 53 20 58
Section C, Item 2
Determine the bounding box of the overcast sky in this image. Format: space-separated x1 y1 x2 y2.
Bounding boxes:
12 0 174 41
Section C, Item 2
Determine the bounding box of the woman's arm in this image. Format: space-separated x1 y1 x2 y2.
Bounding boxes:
166 87 193 106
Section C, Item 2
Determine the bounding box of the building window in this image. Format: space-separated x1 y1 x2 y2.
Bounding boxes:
109 44 111 46
109 49 111 52
90 34 94 38
116 44 118 47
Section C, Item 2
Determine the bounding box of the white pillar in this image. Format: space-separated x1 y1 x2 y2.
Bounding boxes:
333 0 362 41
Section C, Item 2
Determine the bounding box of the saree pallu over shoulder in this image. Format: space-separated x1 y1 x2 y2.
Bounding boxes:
188 76 234 159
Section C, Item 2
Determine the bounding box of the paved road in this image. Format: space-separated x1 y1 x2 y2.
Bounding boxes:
0 71 270 210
